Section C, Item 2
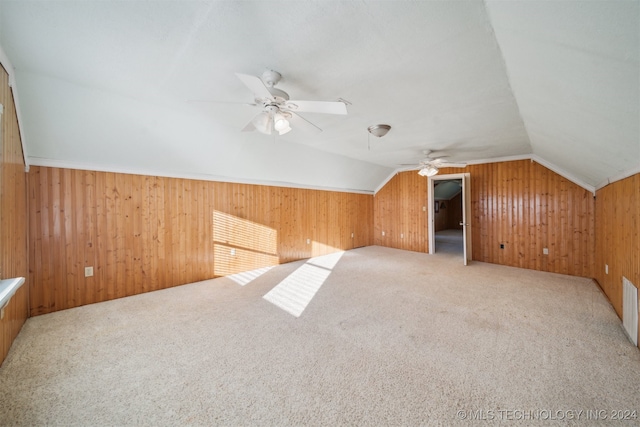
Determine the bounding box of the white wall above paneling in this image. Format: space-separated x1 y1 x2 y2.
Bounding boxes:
0 1 637 192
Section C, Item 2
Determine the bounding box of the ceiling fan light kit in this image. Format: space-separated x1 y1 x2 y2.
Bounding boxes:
251 111 273 134
367 124 391 138
418 165 439 177
273 112 292 134
236 70 348 136
399 150 467 178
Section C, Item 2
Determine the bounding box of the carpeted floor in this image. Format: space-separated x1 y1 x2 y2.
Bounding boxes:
1 246 639 426
435 229 464 254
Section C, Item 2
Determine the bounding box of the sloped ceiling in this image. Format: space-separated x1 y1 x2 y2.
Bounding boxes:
0 1 637 193
486 0 639 188
434 180 462 201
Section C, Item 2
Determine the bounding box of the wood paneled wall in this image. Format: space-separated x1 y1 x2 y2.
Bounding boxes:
0 66 29 365
373 170 428 252
374 160 595 277
434 200 448 232
433 193 463 232
28 167 373 315
594 174 640 334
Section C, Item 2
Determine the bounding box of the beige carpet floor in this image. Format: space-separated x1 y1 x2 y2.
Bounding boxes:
1 246 639 426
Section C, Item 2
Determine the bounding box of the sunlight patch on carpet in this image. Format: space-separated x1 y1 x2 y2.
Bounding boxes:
263 251 344 317
226 266 275 286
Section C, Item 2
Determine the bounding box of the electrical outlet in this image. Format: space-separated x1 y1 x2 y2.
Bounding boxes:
84 266 94 277
351 233 354 238
230 249 236 256
400 233 404 239
499 244 504 249
422 206 426 212
306 238 310 244
382 231 385 236
543 248 549 255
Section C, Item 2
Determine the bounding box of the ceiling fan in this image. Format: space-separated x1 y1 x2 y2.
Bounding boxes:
236 70 348 135
401 150 467 177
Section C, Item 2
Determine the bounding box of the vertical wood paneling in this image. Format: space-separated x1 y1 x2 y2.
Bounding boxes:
594 174 640 347
374 160 595 277
0 66 29 366
28 167 373 315
373 171 428 252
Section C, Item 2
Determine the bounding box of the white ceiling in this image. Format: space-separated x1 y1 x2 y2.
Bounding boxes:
0 1 637 193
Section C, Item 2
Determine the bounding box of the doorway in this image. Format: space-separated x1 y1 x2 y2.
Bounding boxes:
428 173 471 265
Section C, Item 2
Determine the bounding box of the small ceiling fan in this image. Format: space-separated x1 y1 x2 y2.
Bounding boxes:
236 70 348 135
400 150 467 177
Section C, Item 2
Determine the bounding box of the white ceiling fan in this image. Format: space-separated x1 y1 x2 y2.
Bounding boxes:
236 70 348 135
401 150 467 177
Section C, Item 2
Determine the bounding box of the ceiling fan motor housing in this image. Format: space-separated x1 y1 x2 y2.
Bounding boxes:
261 70 282 87
266 87 289 101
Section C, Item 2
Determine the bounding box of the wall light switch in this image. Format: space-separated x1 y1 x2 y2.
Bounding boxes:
230 249 236 256
382 231 385 236
400 233 404 239
351 233 354 238
84 266 94 277
605 264 609 274
422 206 426 212
543 248 549 255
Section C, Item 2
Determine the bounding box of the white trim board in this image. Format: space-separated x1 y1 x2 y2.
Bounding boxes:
595 165 640 192
373 168 417 195
375 154 597 195
27 157 375 195
530 155 595 195
32 153 618 197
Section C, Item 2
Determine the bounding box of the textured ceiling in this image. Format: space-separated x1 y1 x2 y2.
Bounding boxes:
0 1 637 193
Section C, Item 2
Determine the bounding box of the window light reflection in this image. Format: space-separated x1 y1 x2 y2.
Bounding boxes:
263 251 344 317
226 266 275 287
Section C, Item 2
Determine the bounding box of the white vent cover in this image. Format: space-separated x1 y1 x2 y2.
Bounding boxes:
622 277 638 346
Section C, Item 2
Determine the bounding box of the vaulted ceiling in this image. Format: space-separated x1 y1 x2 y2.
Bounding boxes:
0 1 637 193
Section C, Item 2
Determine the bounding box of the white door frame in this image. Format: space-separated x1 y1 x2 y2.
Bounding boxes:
428 173 472 265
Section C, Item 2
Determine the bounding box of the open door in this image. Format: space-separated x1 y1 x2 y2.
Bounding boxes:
428 173 472 265
461 173 472 265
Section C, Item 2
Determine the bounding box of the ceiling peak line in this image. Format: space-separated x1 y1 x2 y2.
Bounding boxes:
482 0 534 154
158 1 216 88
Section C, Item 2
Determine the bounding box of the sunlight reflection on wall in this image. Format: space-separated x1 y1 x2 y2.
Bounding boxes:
213 210 278 276
263 251 345 317
311 241 342 257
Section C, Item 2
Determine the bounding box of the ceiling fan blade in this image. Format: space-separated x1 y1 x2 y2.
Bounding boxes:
440 162 467 168
188 100 257 106
285 100 347 115
236 73 274 101
289 112 322 133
